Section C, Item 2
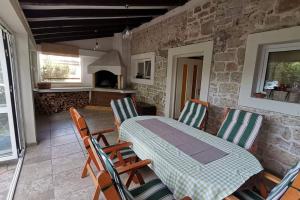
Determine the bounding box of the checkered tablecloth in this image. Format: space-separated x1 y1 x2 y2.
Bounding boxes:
120 116 263 200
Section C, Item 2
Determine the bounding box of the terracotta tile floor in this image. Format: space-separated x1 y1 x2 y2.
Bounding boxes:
13 108 155 200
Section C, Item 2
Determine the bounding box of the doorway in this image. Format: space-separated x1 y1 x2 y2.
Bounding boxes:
0 28 19 161
173 57 203 118
165 41 213 117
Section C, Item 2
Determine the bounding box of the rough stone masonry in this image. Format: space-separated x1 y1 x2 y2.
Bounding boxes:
130 0 300 176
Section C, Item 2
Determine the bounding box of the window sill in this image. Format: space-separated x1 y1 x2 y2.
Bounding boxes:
239 95 300 116
131 78 154 85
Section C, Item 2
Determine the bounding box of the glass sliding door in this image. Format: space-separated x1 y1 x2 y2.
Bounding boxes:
0 27 18 161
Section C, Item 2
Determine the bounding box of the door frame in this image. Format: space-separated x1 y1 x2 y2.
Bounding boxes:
0 29 18 161
165 41 213 117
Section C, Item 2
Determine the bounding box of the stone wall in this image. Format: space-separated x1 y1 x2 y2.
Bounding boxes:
130 0 300 175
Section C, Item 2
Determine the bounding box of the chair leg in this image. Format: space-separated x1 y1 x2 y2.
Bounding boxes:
96 135 110 147
125 170 145 187
125 171 136 188
135 171 145 185
82 156 91 178
101 135 110 147
93 185 101 200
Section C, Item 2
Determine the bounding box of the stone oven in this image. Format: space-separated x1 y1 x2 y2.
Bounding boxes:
94 70 117 88
88 50 124 89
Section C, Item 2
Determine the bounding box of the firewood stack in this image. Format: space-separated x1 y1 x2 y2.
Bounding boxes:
34 92 89 115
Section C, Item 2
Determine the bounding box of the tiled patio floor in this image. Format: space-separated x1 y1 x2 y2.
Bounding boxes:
13 108 155 200
0 160 17 200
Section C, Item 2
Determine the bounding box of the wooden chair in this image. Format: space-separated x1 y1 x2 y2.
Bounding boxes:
69 107 139 177
216 108 263 151
84 135 192 200
178 99 209 130
110 97 138 131
225 162 300 200
70 107 113 146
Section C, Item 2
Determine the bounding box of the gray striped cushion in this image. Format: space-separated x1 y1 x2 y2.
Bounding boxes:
234 189 264 200
130 178 175 200
217 109 263 150
267 161 300 200
111 97 138 124
178 100 207 129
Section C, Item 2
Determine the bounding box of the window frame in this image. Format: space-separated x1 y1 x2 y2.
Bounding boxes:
131 52 155 85
257 42 300 93
239 26 300 116
37 52 82 84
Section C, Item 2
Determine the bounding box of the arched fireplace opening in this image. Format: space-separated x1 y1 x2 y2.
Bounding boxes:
95 70 117 88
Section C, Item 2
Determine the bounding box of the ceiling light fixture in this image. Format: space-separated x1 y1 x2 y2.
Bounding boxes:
93 38 99 51
122 4 132 40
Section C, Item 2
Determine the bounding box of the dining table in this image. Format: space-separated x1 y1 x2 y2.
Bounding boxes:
119 116 263 200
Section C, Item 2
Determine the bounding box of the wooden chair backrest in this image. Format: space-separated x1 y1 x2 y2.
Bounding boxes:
84 136 122 200
292 173 300 190
281 172 300 200
69 107 90 139
190 99 209 108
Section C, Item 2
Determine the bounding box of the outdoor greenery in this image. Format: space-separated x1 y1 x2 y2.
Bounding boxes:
41 58 70 81
266 61 300 87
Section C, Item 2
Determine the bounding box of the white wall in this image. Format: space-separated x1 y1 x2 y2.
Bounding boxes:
0 0 37 144
79 49 106 87
15 34 36 144
57 37 114 51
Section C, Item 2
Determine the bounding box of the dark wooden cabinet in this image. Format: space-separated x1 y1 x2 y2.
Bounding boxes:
91 91 132 107
136 102 156 116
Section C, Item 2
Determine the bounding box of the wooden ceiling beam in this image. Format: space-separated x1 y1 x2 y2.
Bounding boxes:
28 17 152 28
34 29 122 40
19 0 187 7
35 32 114 43
23 9 168 18
32 24 141 35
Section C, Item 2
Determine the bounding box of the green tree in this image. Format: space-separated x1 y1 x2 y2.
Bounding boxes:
41 57 70 82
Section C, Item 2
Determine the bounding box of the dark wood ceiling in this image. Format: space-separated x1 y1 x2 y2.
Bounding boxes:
19 0 188 43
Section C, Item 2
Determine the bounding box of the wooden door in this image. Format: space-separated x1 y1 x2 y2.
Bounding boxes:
173 58 203 119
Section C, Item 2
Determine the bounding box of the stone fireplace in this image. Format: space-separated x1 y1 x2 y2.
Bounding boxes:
88 50 125 89
94 70 117 88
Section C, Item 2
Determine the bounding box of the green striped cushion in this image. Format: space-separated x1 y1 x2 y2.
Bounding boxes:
106 146 136 164
91 137 129 200
234 189 264 200
111 97 138 123
178 101 207 129
267 161 300 200
217 109 263 150
130 178 175 200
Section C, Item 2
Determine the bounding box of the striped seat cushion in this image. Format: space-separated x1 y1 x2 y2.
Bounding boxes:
267 161 300 200
178 100 207 129
107 146 136 164
129 178 175 200
234 189 264 200
217 109 263 150
91 137 129 200
111 97 138 124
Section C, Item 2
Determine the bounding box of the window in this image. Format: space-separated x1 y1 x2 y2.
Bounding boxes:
239 26 300 116
257 43 300 104
39 53 81 83
131 52 155 85
136 60 151 79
